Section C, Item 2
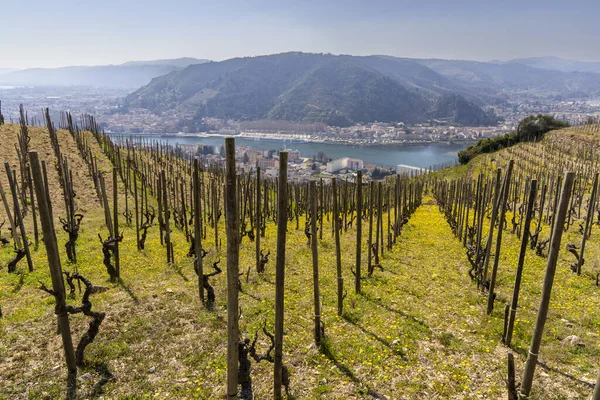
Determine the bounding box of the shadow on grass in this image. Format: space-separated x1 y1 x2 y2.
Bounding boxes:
117 279 139 304
240 289 263 302
359 291 432 332
12 271 25 293
85 361 115 398
319 337 388 399
381 266 398 276
170 262 189 282
260 274 275 286
259 274 302 296
342 314 407 361
536 360 594 389
511 347 595 389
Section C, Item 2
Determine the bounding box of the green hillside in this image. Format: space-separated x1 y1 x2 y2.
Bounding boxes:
123 52 499 127
1 120 600 399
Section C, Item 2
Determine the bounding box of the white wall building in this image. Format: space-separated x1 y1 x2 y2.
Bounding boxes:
396 164 424 176
327 157 364 173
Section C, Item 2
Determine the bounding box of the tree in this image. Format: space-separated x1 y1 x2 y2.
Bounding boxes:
316 151 327 163
458 115 569 165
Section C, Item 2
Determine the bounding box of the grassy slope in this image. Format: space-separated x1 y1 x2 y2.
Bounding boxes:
0 123 598 399
434 126 600 396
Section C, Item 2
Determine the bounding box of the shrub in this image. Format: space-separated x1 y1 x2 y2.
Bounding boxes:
458 114 569 164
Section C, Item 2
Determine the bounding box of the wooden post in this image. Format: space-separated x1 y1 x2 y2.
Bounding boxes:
504 179 537 346
520 172 574 398
576 172 598 275
27 167 39 250
161 170 172 264
110 169 119 279
212 179 219 250
157 175 164 246
395 174 400 240
5 163 33 272
41 161 53 224
29 151 77 399
367 181 374 274
225 138 239 400
310 181 321 346
507 351 517 400
462 182 471 248
487 160 514 314
181 179 189 239
0 182 20 248
374 182 382 265
99 173 114 236
481 168 502 289
263 178 268 235
548 174 562 249
333 178 343 316
255 167 261 273
134 167 140 250
124 158 130 226
319 178 324 240
355 170 363 293
387 186 391 250
274 151 288 399
474 181 486 271
201 169 207 240
592 369 600 400
193 159 204 302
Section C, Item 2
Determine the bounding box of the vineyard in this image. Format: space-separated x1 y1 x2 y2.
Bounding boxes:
0 107 600 400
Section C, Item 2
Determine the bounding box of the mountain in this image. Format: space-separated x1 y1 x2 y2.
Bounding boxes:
508 56 600 74
0 68 17 75
121 58 209 68
0 58 209 88
266 60 430 126
124 52 499 127
412 58 600 98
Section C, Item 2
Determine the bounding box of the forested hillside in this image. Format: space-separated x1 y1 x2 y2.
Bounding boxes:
124 52 499 127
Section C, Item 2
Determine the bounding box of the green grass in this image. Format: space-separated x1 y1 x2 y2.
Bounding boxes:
0 123 599 399
2 197 598 399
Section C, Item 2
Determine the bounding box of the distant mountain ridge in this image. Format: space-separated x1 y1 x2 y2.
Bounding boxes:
0 58 209 88
124 52 500 127
506 56 600 74
5 52 597 127
121 58 209 68
409 58 600 99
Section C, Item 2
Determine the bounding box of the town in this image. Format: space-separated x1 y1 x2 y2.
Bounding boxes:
169 142 436 182
1 85 599 148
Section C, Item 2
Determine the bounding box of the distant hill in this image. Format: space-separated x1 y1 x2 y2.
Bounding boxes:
412 58 600 98
124 52 499 127
508 56 600 74
121 58 209 68
0 58 209 88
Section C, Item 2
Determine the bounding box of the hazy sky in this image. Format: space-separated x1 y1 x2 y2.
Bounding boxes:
1 0 598 68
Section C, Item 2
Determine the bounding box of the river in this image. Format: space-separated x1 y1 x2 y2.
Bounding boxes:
113 134 469 169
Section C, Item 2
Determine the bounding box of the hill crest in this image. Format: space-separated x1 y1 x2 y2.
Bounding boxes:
124 52 499 127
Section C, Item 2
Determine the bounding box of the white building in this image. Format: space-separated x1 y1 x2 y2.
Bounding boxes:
346 158 363 171
327 157 364 173
396 164 424 176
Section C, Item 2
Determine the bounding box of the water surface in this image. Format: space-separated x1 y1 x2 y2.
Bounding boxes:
116 134 469 169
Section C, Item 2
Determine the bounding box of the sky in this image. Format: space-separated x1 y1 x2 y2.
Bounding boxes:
1 0 598 69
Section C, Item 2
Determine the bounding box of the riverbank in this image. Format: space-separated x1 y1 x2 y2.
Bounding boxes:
108 133 467 169
109 130 477 148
